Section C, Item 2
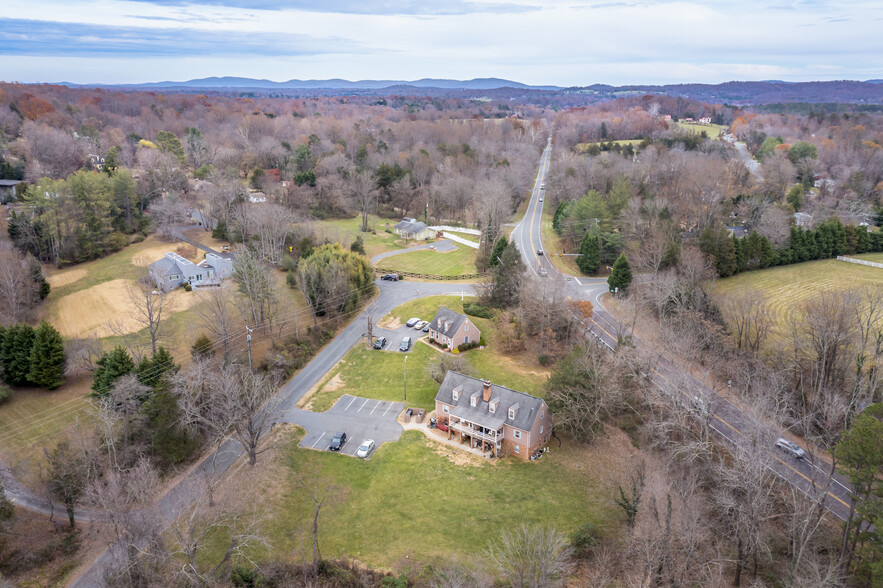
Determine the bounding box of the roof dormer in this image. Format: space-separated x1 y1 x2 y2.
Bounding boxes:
470 391 480 407
452 385 463 402
489 397 500 413
508 403 520 420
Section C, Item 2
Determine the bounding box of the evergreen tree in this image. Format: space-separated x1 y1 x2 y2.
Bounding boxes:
137 346 178 390
489 237 509 267
576 231 601 275
91 346 135 396
715 230 738 277
608 253 633 294
786 185 804 211
190 333 215 362
490 242 526 308
28 321 65 390
2 324 35 386
141 383 197 465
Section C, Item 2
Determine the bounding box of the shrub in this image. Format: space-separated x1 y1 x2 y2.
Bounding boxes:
571 521 603 558
538 354 553 367
183 283 192 292
0 385 11 404
452 347 460 355
463 302 493 319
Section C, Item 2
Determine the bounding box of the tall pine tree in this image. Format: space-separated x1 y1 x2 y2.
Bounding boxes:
91 346 135 396
576 231 601 275
2 324 35 386
608 253 633 294
28 321 65 390
488 237 509 267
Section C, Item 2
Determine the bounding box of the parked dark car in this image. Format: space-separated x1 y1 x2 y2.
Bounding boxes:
328 432 347 451
373 336 387 350
381 273 400 281
399 337 412 351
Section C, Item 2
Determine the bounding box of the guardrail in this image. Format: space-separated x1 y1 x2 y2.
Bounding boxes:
374 267 486 281
836 256 883 269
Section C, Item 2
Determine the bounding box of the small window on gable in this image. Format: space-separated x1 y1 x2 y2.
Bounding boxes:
442 405 450 413
514 430 522 440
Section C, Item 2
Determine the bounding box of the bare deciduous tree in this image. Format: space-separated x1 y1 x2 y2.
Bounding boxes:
0 247 39 324
724 288 773 352
126 275 171 355
195 286 237 356
487 524 572 588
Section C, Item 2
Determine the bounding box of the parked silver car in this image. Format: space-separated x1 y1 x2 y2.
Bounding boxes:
356 439 375 458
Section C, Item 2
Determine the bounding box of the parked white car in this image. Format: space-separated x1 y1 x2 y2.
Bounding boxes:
356 439 375 458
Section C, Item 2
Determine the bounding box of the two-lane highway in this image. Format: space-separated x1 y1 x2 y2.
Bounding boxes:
515 137 855 521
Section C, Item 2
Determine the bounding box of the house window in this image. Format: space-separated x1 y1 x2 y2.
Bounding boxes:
442 405 450 413
540 411 544 418
514 430 522 440
489 402 495 414
465 324 469 332
508 408 515 419
470 396 476 407
464 336 469 344
514 444 520 454
169 274 179 281
452 389 459 401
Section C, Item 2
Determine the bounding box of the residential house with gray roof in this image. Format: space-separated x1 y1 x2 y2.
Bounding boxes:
427 307 480 351
435 371 552 460
148 251 234 291
393 217 433 240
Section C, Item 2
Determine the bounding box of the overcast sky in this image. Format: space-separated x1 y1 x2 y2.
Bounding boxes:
1 0 880 86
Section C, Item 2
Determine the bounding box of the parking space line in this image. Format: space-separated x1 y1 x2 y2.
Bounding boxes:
383 403 393 417
344 396 357 411
370 401 381 415
358 398 370 412
310 432 326 448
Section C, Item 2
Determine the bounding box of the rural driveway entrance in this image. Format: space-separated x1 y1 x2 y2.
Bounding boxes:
285 395 405 457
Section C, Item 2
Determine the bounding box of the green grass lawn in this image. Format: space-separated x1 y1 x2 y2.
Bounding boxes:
575 139 644 152
376 243 477 276
309 296 548 411
310 215 407 258
672 121 728 138
0 379 92 486
852 252 883 264
711 258 883 344
262 428 623 569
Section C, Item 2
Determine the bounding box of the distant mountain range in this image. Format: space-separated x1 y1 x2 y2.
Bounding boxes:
58 76 562 91
53 78 883 105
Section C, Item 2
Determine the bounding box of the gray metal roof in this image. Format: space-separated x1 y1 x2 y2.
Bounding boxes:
428 306 470 338
436 371 545 432
0 180 22 187
394 219 428 234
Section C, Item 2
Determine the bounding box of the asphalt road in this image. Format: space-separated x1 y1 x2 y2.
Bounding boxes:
514 137 855 522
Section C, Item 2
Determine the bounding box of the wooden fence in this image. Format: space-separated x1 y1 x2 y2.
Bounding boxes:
374 267 486 281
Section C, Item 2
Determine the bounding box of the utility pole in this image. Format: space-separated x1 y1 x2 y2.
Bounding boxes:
403 355 408 402
245 325 254 372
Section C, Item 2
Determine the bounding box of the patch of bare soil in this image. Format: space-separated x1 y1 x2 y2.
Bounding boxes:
297 358 345 409
46 268 87 288
131 242 189 266
377 315 402 330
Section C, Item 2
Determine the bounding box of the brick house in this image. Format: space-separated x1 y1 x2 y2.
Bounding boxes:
435 372 552 460
427 307 480 350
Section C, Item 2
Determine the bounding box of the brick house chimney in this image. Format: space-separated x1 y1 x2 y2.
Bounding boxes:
482 380 492 402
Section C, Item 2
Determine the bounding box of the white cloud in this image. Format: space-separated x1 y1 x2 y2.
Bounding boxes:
0 0 880 84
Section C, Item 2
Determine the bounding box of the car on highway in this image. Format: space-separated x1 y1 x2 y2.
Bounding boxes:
775 438 806 459
373 336 387 350
356 439 376 458
399 336 412 351
539 196 543 202
540 183 545 190
537 249 544 256
328 431 347 452
414 320 428 330
405 317 420 328
381 273 400 281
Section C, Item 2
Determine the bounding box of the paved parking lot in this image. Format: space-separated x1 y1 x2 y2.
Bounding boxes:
373 323 428 353
293 395 406 457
